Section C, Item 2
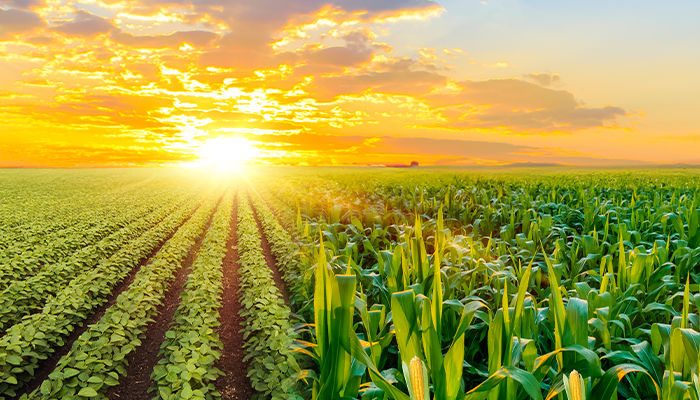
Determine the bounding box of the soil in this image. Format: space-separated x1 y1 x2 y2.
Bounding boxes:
11 203 200 400
214 193 253 400
249 194 290 306
106 199 220 400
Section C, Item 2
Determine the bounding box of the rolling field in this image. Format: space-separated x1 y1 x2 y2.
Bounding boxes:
0 167 698 400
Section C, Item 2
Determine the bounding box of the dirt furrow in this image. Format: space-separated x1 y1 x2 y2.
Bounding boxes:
214 193 252 400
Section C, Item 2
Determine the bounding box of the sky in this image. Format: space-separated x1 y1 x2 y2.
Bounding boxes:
0 0 698 167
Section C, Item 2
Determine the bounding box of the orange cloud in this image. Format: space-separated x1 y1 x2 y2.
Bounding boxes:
52 11 114 37
111 30 218 48
0 8 44 39
425 79 627 133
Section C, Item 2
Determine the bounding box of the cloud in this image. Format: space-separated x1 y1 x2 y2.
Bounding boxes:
524 73 560 87
657 134 700 143
250 132 528 157
0 0 638 167
0 0 42 9
247 132 646 166
334 0 439 13
0 8 44 39
111 30 218 48
53 10 114 37
371 136 529 157
21 143 191 167
196 0 440 71
311 58 446 100
276 0 443 32
427 78 627 132
198 30 279 71
24 35 58 45
306 45 374 67
9 92 176 132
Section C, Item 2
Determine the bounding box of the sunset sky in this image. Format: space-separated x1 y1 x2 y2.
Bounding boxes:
1 0 698 167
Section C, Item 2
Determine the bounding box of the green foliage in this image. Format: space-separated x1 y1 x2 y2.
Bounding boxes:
265 168 700 400
0 197 202 398
250 193 308 307
0 168 698 400
150 192 234 400
20 196 219 399
237 195 298 399
0 194 187 331
0 176 185 291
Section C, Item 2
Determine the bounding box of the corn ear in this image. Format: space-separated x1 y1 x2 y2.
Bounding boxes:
563 369 585 400
403 356 429 400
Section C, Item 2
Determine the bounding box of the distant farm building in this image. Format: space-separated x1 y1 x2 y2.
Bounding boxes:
386 161 419 168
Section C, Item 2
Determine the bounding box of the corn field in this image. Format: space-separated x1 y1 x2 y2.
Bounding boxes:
260 168 700 400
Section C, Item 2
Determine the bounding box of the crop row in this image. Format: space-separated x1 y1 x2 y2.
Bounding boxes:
0 180 162 249
0 194 190 331
250 193 307 308
236 194 298 399
150 191 234 399
21 195 219 399
266 171 699 400
269 173 699 290
0 170 207 255
256 188 297 231
0 189 180 290
0 195 203 399
0 183 178 255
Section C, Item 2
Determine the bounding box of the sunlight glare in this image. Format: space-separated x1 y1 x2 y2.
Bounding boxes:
195 137 260 172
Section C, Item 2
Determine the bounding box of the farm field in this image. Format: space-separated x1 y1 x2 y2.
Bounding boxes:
0 167 698 400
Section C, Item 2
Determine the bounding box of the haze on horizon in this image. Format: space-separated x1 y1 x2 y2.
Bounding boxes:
0 0 698 168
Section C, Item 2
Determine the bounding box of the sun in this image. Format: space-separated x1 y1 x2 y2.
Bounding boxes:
194 136 261 171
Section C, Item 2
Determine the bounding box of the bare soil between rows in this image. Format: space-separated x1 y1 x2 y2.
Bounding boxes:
11 202 201 400
214 193 253 400
106 198 221 400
